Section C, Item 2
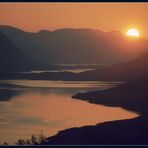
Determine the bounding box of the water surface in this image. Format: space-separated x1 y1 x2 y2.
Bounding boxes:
0 80 138 144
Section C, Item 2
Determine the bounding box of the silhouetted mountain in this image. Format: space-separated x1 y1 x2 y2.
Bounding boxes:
0 31 62 73
0 31 37 73
0 25 148 65
1 25 148 81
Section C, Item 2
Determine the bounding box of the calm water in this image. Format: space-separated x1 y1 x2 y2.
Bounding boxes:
0 80 138 144
20 68 95 74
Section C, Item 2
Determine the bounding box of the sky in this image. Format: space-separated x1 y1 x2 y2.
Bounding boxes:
0 2 148 38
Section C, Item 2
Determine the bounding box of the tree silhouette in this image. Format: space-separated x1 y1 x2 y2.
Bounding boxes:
31 134 38 145
16 139 26 145
25 139 32 145
38 130 47 144
3 142 8 145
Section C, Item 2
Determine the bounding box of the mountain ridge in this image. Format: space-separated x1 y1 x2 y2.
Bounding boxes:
1 25 148 65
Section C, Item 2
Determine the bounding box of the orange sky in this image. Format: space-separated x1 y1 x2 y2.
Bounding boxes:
0 2 148 38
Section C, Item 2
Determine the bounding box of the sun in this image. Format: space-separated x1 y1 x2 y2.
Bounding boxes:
126 28 140 38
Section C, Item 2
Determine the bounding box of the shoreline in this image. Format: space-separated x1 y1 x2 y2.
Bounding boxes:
1 79 148 145
44 78 148 145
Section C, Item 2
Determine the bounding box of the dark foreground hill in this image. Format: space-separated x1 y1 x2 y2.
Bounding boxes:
73 76 148 114
44 117 148 145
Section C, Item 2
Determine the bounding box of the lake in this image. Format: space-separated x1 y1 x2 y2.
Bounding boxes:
0 80 138 144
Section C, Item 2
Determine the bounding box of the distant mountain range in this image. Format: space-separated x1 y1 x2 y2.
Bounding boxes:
0 25 148 65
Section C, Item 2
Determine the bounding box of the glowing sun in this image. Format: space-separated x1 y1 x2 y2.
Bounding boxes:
126 28 140 38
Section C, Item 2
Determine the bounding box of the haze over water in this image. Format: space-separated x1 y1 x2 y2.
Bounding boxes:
0 80 138 144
